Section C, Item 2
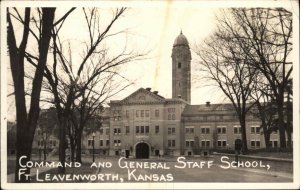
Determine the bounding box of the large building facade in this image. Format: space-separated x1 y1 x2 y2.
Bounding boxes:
31 32 281 158
81 32 280 158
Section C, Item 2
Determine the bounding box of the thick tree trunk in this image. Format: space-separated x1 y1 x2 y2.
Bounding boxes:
277 100 287 148
14 131 32 182
239 115 248 154
76 129 83 163
8 8 56 182
263 126 271 149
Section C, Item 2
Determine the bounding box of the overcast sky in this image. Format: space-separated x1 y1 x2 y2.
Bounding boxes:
4 1 298 121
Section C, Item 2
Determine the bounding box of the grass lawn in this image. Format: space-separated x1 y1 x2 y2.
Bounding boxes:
30 162 98 183
248 151 293 159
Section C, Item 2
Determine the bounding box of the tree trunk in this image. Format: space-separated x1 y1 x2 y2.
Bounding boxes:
7 8 56 182
277 100 287 148
43 140 47 161
261 121 271 149
239 115 248 154
76 129 83 163
286 129 292 149
14 131 32 182
58 116 66 173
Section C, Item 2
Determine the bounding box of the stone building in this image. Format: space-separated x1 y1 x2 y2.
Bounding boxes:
31 32 282 158
81 31 281 158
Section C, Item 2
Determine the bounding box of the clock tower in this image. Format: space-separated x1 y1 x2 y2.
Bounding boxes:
171 31 191 104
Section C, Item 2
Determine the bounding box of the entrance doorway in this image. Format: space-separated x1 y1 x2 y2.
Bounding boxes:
135 143 149 159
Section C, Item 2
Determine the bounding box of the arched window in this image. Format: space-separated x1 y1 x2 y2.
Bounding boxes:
178 62 181 69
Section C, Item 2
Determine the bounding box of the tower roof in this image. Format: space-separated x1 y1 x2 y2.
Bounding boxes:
173 30 189 47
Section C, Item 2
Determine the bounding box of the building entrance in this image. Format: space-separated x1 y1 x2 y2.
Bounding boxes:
135 143 149 159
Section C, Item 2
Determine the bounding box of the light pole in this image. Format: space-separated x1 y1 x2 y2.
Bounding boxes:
92 132 96 162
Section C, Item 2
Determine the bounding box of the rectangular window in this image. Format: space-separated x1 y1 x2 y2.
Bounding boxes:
126 110 129 118
141 126 144 133
168 114 171 120
185 141 190 147
222 141 227 147
251 126 260 134
145 126 149 134
172 114 175 120
155 110 159 117
100 128 104 135
167 127 176 135
145 110 149 117
114 128 121 135
190 141 194 147
172 140 175 147
100 140 103 146
141 110 144 117
201 128 205 134
125 126 130 134
88 139 93 147
206 128 210 134
185 126 194 134
256 127 260 134
106 140 110 146
217 140 226 147
136 126 139 134
114 140 121 147
136 110 139 117
234 126 241 134
201 141 206 147
256 141 260 148
217 126 226 134
106 128 109 135
206 141 210 147
168 140 171 147
201 127 210 134
155 125 159 134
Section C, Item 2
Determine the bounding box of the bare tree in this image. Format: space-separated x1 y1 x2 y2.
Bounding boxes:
218 8 293 148
27 8 145 172
195 24 257 152
7 8 56 182
70 70 132 163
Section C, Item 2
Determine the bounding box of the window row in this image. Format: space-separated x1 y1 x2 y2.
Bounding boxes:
127 110 160 118
168 139 176 147
136 126 149 134
136 110 150 118
100 128 110 135
167 127 176 135
99 139 110 146
217 140 227 147
167 114 176 120
167 108 176 113
250 140 260 148
185 140 194 147
250 126 261 134
183 126 262 135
